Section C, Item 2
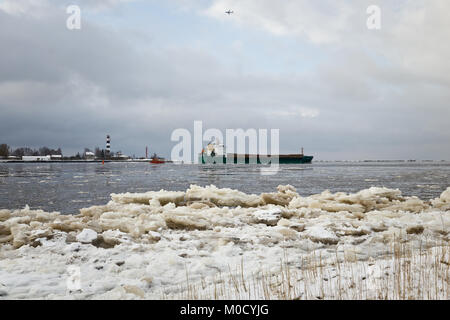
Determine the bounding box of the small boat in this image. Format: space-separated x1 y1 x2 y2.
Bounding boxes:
150 153 165 164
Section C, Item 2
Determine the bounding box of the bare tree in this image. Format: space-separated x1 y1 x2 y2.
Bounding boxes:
39 146 51 156
94 147 103 158
12 147 37 156
0 144 9 157
12 148 24 157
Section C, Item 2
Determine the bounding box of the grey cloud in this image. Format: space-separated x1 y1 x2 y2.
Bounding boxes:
0 0 449 160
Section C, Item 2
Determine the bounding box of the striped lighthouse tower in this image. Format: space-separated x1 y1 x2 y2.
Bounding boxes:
106 135 111 159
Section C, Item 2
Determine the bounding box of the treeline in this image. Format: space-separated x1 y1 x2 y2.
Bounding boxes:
0 144 121 159
0 144 62 158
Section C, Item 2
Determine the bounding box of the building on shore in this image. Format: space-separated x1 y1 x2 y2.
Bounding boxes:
22 155 51 161
84 152 95 160
113 152 130 160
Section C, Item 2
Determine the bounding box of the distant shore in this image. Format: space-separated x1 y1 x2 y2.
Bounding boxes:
1 159 448 164
0 160 175 164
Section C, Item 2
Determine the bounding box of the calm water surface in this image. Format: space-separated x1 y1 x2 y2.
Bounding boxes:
0 161 449 214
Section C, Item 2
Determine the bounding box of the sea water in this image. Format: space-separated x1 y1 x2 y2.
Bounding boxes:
0 161 449 213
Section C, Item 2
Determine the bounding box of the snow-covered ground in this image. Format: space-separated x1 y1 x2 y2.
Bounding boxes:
0 185 449 299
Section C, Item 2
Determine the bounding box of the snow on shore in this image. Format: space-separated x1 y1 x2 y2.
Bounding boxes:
0 185 449 299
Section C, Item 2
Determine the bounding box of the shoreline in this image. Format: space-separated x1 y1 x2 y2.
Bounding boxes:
0 160 175 164
1 159 449 164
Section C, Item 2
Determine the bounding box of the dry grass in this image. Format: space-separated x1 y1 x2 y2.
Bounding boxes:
164 240 449 300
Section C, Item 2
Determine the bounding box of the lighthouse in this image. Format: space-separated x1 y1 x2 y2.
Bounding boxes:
106 135 111 159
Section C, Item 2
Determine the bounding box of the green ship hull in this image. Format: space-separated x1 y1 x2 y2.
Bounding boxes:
199 154 313 164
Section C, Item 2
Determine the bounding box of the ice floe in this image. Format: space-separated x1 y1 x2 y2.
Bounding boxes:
0 185 448 299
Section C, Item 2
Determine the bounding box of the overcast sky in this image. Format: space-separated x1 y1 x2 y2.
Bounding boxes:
0 0 449 160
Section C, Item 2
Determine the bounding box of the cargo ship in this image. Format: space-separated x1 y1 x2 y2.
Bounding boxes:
199 140 313 164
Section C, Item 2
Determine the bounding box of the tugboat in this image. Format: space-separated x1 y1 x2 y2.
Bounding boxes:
150 153 165 164
199 140 313 164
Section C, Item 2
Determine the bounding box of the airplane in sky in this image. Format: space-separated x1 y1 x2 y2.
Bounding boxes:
225 10 234 15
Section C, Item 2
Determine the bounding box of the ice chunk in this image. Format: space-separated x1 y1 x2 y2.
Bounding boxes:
186 185 263 207
0 210 11 222
261 185 299 206
65 242 82 252
76 229 98 244
111 190 185 206
253 208 282 226
305 226 339 244
431 187 450 210
439 187 450 202
164 214 209 231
